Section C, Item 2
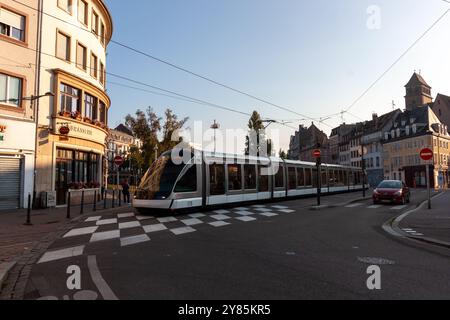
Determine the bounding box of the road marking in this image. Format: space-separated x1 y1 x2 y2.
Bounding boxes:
136 215 154 221
214 210 230 214
391 205 408 210
96 218 118 226
170 227 196 235
251 205 266 208
358 257 396 265
88 256 118 300
235 207 249 211
157 217 178 223
278 209 295 213
258 212 279 217
118 221 141 230
272 205 288 209
189 213 206 218
90 230 120 243
64 226 98 238
255 208 273 212
85 216 101 222
367 205 382 209
143 224 168 233
209 221 230 227
345 203 363 208
211 214 231 221
236 216 257 222
235 211 255 216
117 213 135 219
402 228 413 231
38 246 85 264
181 218 204 226
120 234 150 247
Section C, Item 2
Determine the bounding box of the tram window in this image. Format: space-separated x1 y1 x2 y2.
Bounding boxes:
312 168 318 188
228 164 242 191
343 170 348 185
258 166 269 192
305 168 312 186
288 167 296 190
244 165 257 190
275 165 285 188
297 168 305 187
209 164 225 195
174 165 197 193
321 169 328 187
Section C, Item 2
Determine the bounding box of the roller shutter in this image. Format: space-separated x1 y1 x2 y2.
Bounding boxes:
0 157 21 210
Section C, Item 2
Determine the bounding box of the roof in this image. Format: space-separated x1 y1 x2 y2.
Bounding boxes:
114 124 133 136
362 109 401 135
405 72 431 88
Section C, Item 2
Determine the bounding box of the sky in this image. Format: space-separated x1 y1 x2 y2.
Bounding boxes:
104 0 450 154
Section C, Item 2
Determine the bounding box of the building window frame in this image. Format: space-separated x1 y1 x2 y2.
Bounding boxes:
0 4 27 45
76 41 87 71
56 29 71 62
90 52 98 79
57 0 73 15
0 70 25 111
99 61 105 85
91 10 99 36
77 0 89 26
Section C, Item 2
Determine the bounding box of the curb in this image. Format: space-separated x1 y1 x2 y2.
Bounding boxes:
382 191 450 249
310 196 371 211
0 262 16 290
0 205 134 300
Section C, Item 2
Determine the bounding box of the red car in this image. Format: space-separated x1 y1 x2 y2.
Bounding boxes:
373 180 411 205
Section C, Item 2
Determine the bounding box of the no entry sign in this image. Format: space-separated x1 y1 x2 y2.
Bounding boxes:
114 156 124 166
420 148 433 161
312 149 321 158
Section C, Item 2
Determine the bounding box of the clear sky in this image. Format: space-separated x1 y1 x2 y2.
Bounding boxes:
104 0 450 153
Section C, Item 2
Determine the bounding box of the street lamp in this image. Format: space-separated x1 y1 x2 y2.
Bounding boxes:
210 120 220 154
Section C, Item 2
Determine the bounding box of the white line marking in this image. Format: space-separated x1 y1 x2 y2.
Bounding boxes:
402 228 413 231
120 234 150 247
88 256 118 300
38 246 85 264
391 205 408 210
210 214 231 221
235 211 255 216
181 218 204 226
85 216 101 222
209 221 230 227
367 205 382 209
96 218 118 226
90 230 120 243
214 210 230 214
143 224 168 233
118 221 141 230
278 209 295 213
64 226 98 238
258 212 279 217
136 215 154 221
117 213 135 219
170 227 196 235
236 216 257 222
271 205 288 209
235 207 250 210
189 213 206 218
345 203 363 208
157 217 178 223
255 208 273 212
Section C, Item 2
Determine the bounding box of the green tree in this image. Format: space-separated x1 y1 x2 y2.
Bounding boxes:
279 149 287 159
245 111 272 156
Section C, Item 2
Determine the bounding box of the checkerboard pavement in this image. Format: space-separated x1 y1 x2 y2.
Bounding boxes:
37 204 296 264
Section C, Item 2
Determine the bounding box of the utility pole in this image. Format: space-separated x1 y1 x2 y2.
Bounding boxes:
211 120 220 154
361 122 367 198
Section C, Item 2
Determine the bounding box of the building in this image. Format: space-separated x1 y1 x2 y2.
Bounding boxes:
432 93 450 129
335 124 357 167
405 72 433 111
361 110 401 187
288 123 331 163
0 0 40 209
383 106 450 189
34 0 113 206
107 124 143 186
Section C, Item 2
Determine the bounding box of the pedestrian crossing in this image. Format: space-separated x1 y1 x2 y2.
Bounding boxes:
345 203 411 211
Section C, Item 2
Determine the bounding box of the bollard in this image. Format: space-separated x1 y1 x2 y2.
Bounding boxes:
112 189 115 208
93 190 97 212
104 189 107 210
24 193 32 226
67 191 71 219
80 190 85 215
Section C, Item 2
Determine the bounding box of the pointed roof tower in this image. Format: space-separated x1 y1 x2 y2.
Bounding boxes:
404 72 433 111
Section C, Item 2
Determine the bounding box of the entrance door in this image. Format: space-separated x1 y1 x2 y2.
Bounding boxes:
56 150 73 205
0 157 21 210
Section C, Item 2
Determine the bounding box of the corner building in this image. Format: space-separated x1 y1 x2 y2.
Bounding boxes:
35 0 113 205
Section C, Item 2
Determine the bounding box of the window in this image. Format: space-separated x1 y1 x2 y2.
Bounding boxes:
0 73 22 107
99 62 105 84
60 83 80 113
275 165 284 188
100 22 105 45
76 42 87 70
174 165 197 193
84 93 96 119
90 53 98 78
297 168 304 187
304 168 312 186
244 165 256 190
258 166 269 192
78 0 88 25
58 0 72 13
56 31 71 61
228 164 242 191
99 101 106 123
288 167 296 190
210 164 225 195
0 7 25 42
92 11 99 35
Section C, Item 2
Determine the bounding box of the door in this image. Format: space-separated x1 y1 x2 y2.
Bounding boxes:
0 157 21 210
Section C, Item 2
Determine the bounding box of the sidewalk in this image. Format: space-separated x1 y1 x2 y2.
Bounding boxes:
399 191 450 245
0 198 132 264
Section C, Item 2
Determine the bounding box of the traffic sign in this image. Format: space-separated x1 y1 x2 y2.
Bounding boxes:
114 156 124 166
312 149 321 158
420 148 433 161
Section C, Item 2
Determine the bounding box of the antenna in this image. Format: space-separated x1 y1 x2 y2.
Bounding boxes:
392 100 396 110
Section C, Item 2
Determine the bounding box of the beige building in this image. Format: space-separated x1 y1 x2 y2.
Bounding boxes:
34 0 113 206
0 0 40 209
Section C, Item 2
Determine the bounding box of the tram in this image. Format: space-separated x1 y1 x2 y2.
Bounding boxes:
133 148 364 213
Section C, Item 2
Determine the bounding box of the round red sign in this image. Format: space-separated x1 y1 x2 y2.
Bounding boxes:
420 148 433 161
312 149 321 158
114 156 124 166
59 126 70 135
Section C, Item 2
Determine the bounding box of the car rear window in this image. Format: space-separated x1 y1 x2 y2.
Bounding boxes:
378 181 401 189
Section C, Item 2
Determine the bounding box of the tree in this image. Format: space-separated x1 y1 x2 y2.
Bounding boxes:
279 149 287 160
245 111 272 156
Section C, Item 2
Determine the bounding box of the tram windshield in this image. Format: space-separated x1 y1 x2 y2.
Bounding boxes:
136 150 192 200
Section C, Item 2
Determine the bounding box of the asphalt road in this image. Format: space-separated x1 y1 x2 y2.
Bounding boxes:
23 190 450 300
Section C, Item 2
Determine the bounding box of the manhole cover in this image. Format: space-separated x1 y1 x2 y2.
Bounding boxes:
357 257 395 265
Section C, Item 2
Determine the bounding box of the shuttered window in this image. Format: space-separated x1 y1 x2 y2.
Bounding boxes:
56 31 71 61
0 158 21 210
0 7 26 41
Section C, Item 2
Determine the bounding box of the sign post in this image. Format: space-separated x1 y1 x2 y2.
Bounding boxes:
313 149 322 206
420 148 433 210
114 155 124 190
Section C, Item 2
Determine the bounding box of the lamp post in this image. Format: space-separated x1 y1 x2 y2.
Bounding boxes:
210 120 220 154
361 122 367 198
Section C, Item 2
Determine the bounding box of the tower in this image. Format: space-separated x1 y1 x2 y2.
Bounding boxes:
404 72 433 111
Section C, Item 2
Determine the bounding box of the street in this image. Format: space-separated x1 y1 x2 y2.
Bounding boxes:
20 190 450 300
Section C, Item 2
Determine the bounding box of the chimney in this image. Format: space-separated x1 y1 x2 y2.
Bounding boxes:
372 113 379 127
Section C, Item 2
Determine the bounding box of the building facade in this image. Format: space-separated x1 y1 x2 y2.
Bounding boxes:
34 0 113 206
0 0 40 209
288 123 331 163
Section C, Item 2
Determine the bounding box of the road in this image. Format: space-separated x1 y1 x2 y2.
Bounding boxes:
22 190 450 300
